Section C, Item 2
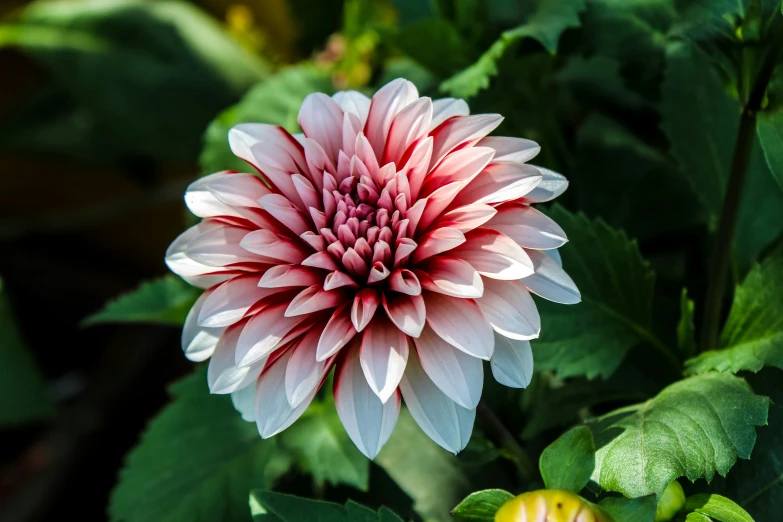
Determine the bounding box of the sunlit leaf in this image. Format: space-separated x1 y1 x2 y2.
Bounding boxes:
451 489 514 522
587 373 768 498
539 426 594 492
685 249 783 375
684 494 755 522
82 275 200 327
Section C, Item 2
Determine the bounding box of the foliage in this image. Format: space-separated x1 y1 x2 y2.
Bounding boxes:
0 278 53 425
83 276 201 327
249 492 404 522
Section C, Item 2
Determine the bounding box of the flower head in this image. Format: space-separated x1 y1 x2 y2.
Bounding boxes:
166 79 579 458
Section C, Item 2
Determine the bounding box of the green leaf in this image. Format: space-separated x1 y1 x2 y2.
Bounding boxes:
0 278 53 424
678 289 697 358
587 372 768 498
539 426 595 492
684 494 755 522
557 55 649 111
200 65 333 175
686 513 714 522
440 0 586 98
534 206 670 380
374 410 473 522
684 249 783 375
712 370 783 522
757 107 783 192
660 40 783 272
597 495 657 522
280 400 369 491
391 18 471 77
249 491 404 522
83 275 200 327
0 0 269 161
451 489 514 522
109 367 293 522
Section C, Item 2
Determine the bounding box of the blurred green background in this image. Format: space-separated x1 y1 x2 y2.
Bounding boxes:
1 0 781 521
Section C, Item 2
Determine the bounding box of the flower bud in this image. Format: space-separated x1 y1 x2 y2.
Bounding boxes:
654 480 686 521
495 489 609 522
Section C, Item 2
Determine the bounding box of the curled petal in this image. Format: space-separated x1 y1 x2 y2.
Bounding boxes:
351 288 380 332
317 303 358 361
389 269 421 296
382 292 426 338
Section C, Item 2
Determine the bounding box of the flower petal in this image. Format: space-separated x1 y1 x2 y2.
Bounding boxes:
285 328 334 407
477 136 540 164
523 249 581 304
351 288 380 332
383 97 433 165
389 269 421 295
257 194 312 236
452 229 534 280
258 265 323 288
298 92 344 162
485 204 567 250
411 227 466 263
399 352 475 454
235 303 309 366
255 348 317 438
285 285 346 317
185 171 270 218
182 290 224 361
335 342 400 459
424 292 494 359
317 302 358 361
198 275 280 328
365 78 419 158
414 324 483 409
333 90 371 125
382 292 426 338
432 203 497 234
360 315 410 403
452 163 542 206
521 166 568 203
430 98 469 130
429 114 503 169
420 147 495 198
477 278 540 340
228 123 307 174
230 384 256 422
490 333 534 389
416 256 484 298
239 230 308 264
207 321 265 394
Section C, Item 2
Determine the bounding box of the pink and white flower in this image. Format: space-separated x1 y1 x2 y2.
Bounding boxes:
166 79 580 457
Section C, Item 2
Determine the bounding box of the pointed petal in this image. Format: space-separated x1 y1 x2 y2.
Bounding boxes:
416 257 484 298
298 92 344 161
182 290 224 361
235 303 308 366
389 269 421 295
333 90 371 125
452 163 542 206
285 285 345 317
477 136 540 164
208 321 265 394
323 270 359 291
383 97 433 165
477 278 540 340
286 328 333 407
335 343 400 459
424 292 494 359
432 204 497 234
255 348 317 437
523 249 581 304
490 333 534 388
485 204 567 250
429 114 503 168
365 78 419 158
430 98 469 130
399 353 475 453
452 229 534 280
198 275 279 328
415 324 483 408
258 265 323 288
185 171 270 218
240 229 308 263
521 166 568 203
351 288 380 332
317 303 358 361
302 251 340 271
420 147 495 197
382 292 426 337
360 315 410 402
257 194 312 236
228 123 307 173
411 227 466 263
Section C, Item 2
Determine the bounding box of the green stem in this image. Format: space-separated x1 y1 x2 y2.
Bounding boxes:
476 402 536 484
700 27 783 351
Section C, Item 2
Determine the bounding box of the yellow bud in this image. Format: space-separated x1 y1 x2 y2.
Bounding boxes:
495 489 609 522
654 481 685 521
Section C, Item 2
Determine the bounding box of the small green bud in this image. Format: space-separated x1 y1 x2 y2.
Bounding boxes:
654 480 686 521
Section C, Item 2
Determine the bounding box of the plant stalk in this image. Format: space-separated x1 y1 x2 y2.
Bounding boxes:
476 402 536 483
700 28 783 351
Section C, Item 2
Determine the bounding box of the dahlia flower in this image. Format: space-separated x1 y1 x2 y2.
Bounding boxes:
166 78 579 458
